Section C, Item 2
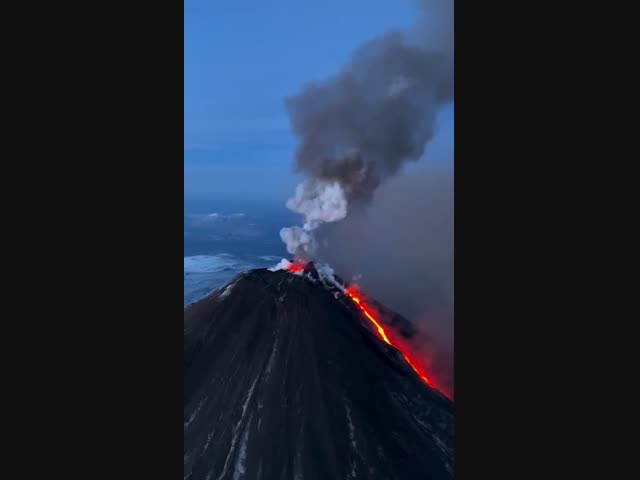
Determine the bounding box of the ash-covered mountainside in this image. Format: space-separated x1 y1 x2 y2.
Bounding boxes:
184 267 453 480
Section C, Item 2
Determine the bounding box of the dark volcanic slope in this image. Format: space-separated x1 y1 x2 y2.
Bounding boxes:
184 268 453 480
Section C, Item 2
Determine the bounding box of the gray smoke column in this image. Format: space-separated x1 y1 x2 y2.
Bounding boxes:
281 0 453 257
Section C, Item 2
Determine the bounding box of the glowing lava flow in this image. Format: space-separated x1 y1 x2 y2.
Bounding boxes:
283 261 435 390
345 287 434 387
346 292 391 344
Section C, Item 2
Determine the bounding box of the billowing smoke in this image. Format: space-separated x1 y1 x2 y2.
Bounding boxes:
281 0 453 257
281 179 347 257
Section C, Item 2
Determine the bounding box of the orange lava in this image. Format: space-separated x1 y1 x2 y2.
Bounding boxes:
286 261 305 273
345 286 434 387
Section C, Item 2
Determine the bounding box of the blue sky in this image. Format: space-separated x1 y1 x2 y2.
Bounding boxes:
184 0 453 207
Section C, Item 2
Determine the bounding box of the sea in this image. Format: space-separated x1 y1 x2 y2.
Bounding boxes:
184 197 295 307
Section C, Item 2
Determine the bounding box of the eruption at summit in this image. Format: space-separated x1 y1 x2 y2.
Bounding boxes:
183 2 455 478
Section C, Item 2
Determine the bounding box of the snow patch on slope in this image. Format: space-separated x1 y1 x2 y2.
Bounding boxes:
233 413 253 480
185 396 208 430
216 376 259 480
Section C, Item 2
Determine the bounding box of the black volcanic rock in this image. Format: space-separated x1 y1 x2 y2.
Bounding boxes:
184 268 453 480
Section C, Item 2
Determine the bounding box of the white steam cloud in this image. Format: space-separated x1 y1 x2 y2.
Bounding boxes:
280 179 347 257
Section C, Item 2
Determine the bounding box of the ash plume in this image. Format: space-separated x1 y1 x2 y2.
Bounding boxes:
280 0 453 257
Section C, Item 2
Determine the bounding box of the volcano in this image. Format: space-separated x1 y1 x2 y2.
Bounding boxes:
184 265 454 480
